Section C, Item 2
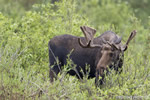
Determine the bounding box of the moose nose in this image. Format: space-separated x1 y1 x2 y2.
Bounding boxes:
100 66 106 70
99 66 106 75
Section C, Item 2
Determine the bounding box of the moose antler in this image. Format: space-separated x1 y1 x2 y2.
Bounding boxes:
102 36 121 50
78 26 102 48
106 30 137 51
106 41 120 50
121 30 137 51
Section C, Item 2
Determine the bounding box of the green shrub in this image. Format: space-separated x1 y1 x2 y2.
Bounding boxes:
0 0 150 99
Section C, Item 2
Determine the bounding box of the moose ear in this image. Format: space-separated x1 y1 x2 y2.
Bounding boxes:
121 30 137 51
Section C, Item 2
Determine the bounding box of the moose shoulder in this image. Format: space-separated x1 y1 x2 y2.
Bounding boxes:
49 26 136 86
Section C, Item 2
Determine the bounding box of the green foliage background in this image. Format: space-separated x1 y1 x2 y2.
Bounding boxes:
0 0 150 99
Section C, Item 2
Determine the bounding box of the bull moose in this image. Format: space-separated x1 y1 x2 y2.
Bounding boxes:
49 26 136 86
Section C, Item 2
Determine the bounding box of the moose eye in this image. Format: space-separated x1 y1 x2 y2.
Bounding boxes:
109 52 113 57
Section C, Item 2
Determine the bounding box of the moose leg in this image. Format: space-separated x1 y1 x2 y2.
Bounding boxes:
49 52 62 83
95 67 106 87
49 46 63 82
49 65 61 82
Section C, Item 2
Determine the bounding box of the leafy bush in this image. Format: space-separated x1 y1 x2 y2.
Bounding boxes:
0 0 150 99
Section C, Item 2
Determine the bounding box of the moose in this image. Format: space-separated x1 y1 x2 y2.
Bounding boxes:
49 26 136 86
